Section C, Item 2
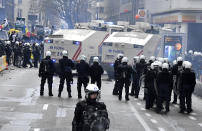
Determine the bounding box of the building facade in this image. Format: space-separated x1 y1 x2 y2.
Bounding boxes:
0 0 15 27
145 0 202 51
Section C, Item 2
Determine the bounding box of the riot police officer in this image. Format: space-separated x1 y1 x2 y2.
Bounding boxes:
72 84 110 131
130 56 139 96
58 50 74 98
33 43 41 68
116 57 133 101
76 55 90 99
179 61 196 114
23 43 33 68
5 41 12 65
135 55 147 98
145 62 158 109
38 51 55 96
156 63 173 113
172 57 184 104
13 41 20 66
113 54 123 95
89 57 104 90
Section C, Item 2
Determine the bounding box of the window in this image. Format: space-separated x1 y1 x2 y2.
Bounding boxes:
18 0 22 4
133 45 144 49
103 42 112 46
17 9 22 17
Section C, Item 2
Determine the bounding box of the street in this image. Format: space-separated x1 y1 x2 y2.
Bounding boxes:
0 68 202 131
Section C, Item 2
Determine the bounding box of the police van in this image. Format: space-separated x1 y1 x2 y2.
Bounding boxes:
100 31 161 79
43 29 109 73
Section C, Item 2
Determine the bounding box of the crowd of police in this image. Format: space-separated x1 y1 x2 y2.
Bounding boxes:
37 48 198 130
113 54 196 114
3 31 43 68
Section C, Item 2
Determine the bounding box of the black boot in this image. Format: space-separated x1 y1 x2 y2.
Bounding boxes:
58 92 61 97
40 92 44 96
125 96 130 101
68 92 72 98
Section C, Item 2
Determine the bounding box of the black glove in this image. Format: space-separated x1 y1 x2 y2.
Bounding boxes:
38 73 41 77
71 79 73 84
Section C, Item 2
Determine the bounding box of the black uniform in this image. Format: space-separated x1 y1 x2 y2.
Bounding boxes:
156 69 173 113
116 63 133 100
72 100 110 131
130 63 138 96
179 69 196 113
171 64 178 103
76 60 90 98
58 56 74 97
89 62 104 90
13 44 23 67
5 44 12 65
23 45 33 68
135 59 147 98
39 56 55 96
113 58 122 95
33 46 41 68
145 68 157 109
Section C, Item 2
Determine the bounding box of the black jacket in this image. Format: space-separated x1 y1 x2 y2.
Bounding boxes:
39 57 55 76
76 60 90 78
179 69 196 92
90 62 104 79
72 100 110 131
116 63 133 80
156 69 173 97
145 68 156 87
59 56 74 76
136 60 147 76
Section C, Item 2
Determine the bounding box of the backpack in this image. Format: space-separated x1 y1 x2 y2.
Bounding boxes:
44 60 51 73
83 105 109 131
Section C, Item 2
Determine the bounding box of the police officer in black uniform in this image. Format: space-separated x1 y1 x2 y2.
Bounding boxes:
156 63 173 113
130 56 139 96
116 57 133 101
33 43 41 68
39 51 55 96
58 50 74 98
72 84 110 131
145 61 158 109
23 43 33 68
5 41 12 65
135 55 147 98
89 57 104 90
179 61 196 114
172 57 184 104
76 55 90 99
113 54 123 95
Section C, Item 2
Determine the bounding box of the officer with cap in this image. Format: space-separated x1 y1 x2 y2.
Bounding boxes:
39 51 55 96
76 55 90 99
58 50 74 98
89 57 104 90
72 84 110 131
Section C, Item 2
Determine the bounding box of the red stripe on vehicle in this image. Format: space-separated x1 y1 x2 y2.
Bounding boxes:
72 43 82 60
137 50 143 56
74 49 81 60
99 34 110 48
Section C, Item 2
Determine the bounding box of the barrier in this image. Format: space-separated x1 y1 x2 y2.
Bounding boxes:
0 55 8 72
